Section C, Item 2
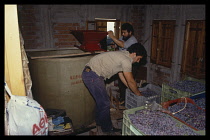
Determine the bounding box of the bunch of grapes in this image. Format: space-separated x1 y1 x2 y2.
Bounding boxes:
193 98 205 110
128 109 199 135
141 89 159 97
168 80 205 94
168 102 205 130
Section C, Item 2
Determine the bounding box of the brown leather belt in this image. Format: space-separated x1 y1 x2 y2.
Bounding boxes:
85 66 91 72
84 66 104 79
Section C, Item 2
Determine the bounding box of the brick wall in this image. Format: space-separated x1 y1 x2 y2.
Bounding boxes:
130 6 145 44
148 65 171 86
18 5 84 49
18 5 146 50
53 23 84 48
17 5 44 49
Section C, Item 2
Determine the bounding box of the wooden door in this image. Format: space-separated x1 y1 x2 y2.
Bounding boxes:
150 20 176 68
114 20 120 39
181 20 205 79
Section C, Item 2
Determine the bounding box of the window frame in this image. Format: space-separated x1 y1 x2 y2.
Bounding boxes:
86 19 121 39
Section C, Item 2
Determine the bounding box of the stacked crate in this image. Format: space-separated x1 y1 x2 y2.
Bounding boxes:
122 105 205 135
161 97 205 131
122 77 206 136
161 77 205 103
190 92 205 110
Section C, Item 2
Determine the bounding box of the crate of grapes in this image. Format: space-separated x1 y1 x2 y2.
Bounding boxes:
161 77 205 103
125 84 161 109
161 97 206 133
190 92 205 110
122 105 205 135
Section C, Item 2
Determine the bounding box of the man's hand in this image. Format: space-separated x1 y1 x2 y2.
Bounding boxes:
135 91 143 96
108 30 124 48
123 72 143 96
107 30 114 38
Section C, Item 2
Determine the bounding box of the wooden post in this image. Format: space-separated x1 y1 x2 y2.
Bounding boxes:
181 21 190 77
5 5 26 98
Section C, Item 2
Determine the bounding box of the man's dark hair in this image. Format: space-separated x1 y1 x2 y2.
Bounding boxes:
121 23 134 35
127 43 147 65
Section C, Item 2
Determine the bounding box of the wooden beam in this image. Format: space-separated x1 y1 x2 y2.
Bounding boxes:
30 51 104 59
25 47 79 52
5 5 26 97
181 21 190 75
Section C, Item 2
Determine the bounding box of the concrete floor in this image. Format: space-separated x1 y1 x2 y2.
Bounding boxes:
77 108 124 136
48 84 125 136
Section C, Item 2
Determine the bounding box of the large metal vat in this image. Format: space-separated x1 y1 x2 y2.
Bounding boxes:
27 49 97 130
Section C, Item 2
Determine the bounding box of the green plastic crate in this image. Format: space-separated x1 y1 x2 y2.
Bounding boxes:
122 106 205 135
184 76 205 84
122 106 145 135
161 77 205 103
161 97 206 131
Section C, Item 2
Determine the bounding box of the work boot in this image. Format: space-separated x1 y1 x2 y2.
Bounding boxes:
102 127 121 135
111 127 121 132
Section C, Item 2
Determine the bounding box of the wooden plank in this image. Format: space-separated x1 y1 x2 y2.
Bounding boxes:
30 51 104 59
25 47 79 52
4 53 11 102
151 21 159 62
5 5 26 97
196 21 205 78
156 21 162 64
114 20 120 39
181 21 190 74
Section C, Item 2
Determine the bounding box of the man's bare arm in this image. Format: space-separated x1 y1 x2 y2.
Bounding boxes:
122 71 143 96
118 72 128 87
108 31 124 48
